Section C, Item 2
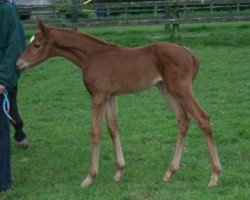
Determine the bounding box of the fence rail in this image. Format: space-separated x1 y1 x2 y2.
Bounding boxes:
19 0 250 38
18 1 250 17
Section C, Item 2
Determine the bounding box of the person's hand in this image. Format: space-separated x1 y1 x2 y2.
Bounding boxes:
0 84 6 94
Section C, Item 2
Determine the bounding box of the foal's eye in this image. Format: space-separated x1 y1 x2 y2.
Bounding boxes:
34 44 41 48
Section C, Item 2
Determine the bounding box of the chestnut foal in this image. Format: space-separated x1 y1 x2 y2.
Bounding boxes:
17 19 221 187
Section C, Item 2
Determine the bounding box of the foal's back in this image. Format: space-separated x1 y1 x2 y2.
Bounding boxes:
84 42 194 96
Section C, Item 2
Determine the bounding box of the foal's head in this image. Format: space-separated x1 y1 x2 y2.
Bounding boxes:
17 18 55 72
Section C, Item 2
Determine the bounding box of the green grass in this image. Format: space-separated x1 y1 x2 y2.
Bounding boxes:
1 22 250 199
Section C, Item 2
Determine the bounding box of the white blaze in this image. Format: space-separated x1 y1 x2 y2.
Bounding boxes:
29 35 35 44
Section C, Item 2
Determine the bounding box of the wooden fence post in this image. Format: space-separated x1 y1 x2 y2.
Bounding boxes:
59 6 67 25
210 2 214 13
154 5 157 17
164 1 171 30
71 0 78 24
172 3 180 39
124 6 127 18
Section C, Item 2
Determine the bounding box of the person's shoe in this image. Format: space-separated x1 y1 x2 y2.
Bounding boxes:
15 137 29 149
0 183 11 192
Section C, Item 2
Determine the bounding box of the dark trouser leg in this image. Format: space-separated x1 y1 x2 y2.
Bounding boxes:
0 93 11 191
9 86 26 142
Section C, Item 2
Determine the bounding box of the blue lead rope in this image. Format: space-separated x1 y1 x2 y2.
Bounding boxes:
3 90 16 124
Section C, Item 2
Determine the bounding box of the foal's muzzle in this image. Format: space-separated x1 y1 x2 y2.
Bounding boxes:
16 59 29 72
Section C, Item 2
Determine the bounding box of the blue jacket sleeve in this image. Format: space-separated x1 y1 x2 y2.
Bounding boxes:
0 3 24 90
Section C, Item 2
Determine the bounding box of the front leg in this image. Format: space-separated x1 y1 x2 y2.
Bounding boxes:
81 94 106 187
105 97 125 182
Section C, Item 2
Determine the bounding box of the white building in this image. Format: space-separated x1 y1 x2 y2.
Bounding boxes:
15 0 54 5
16 0 56 20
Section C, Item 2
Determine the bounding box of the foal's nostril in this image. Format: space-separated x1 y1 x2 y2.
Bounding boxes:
16 59 27 71
16 60 22 69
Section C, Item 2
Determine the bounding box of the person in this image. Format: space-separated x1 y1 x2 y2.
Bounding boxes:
0 0 28 191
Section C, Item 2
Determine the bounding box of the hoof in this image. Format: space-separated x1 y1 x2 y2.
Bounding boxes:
15 137 29 149
163 169 176 182
208 181 218 187
163 174 172 182
80 175 94 188
208 169 221 187
114 170 123 182
208 176 219 187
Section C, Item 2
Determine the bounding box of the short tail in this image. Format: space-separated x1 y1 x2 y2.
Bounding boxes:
183 47 200 80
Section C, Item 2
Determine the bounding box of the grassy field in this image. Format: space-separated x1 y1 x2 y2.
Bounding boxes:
1 22 250 199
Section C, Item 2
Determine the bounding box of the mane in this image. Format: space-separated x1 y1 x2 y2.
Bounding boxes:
50 26 119 48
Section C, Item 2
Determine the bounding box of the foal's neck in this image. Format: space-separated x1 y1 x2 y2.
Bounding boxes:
52 28 118 67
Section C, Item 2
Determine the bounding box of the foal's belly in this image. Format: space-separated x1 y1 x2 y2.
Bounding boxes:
87 46 163 95
112 68 162 95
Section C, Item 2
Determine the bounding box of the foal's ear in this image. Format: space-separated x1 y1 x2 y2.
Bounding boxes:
36 17 50 38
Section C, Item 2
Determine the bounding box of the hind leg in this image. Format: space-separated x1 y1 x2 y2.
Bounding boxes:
164 107 191 182
179 95 221 186
165 82 222 186
189 97 221 186
157 83 191 182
